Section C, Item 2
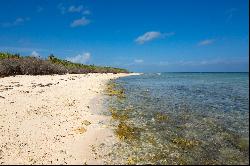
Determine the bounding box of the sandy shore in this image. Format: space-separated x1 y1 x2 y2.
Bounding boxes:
0 73 138 165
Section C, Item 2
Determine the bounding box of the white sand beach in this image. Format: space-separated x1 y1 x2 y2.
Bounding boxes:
0 73 138 165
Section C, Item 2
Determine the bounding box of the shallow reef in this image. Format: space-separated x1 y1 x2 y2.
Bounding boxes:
105 82 126 99
99 74 249 165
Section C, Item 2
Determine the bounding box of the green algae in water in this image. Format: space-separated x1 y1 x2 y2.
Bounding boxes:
115 122 141 141
237 137 249 152
154 112 169 123
105 81 126 99
102 73 249 165
110 107 129 121
171 137 200 149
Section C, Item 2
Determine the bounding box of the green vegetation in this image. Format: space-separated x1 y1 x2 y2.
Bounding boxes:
48 54 128 74
0 52 129 77
0 52 20 59
154 112 169 122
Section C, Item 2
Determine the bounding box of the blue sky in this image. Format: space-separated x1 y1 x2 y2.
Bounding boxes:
0 0 249 72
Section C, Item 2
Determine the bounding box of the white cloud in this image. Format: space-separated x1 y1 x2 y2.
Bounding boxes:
1 17 29 28
135 31 174 44
70 17 90 27
57 3 91 27
226 8 238 22
58 4 90 15
31 51 39 57
135 32 160 44
68 5 84 13
66 52 91 64
198 39 215 46
134 59 144 63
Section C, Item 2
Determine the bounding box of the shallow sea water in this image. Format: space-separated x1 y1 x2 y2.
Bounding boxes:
103 73 249 165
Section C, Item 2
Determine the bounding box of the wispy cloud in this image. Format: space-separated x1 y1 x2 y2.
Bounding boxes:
58 3 91 27
198 39 215 46
161 57 248 66
177 57 248 66
68 5 84 13
70 17 90 27
1 17 30 28
134 59 144 63
31 51 40 57
135 31 175 44
66 52 91 64
58 3 90 15
124 57 248 68
226 8 238 22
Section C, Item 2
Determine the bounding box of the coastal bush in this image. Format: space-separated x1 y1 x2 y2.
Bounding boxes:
19 57 67 75
0 57 67 77
0 58 22 76
0 52 129 77
0 52 20 59
48 54 129 74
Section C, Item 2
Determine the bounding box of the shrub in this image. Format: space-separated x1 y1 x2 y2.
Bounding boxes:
0 52 129 77
0 58 22 77
19 57 67 75
0 57 67 77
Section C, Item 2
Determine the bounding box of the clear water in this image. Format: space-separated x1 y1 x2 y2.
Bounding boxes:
104 73 249 165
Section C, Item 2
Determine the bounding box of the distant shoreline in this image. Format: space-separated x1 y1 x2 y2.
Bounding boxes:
134 72 249 73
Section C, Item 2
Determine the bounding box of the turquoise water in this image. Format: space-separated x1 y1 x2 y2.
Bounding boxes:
105 73 249 165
